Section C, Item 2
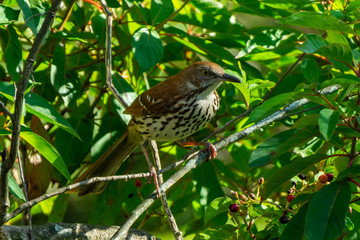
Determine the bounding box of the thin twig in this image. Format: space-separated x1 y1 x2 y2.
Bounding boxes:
0 100 14 122
17 152 32 240
150 140 183 240
154 0 190 30
3 172 152 223
100 0 129 109
0 0 62 226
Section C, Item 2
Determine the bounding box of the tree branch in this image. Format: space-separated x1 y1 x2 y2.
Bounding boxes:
0 223 158 240
100 0 129 109
0 0 62 226
110 84 341 239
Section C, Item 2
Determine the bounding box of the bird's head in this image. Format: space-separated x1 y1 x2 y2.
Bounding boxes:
183 62 242 89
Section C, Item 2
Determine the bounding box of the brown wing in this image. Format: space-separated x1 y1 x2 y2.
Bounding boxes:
124 75 185 117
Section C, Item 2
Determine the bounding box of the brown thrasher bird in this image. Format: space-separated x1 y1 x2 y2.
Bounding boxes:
75 62 241 196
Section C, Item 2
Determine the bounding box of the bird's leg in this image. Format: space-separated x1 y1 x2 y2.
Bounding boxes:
140 141 160 196
180 141 217 160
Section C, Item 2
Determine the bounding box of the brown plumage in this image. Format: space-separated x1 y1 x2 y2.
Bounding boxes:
74 62 241 196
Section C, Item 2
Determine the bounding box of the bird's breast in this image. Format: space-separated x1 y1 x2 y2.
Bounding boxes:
131 91 220 141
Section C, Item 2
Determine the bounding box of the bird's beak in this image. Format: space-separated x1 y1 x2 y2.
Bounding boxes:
221 73 242 83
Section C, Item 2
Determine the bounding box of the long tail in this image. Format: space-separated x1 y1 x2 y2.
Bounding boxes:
74 130 141 196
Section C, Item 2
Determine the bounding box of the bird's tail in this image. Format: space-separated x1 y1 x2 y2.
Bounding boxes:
73 130 141 196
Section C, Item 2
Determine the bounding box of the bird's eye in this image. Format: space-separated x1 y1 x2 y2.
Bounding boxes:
202 70 208 75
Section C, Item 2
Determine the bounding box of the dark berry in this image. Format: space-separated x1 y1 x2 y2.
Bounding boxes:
128 193 134 198
229 203 239 212
257 177 264 185
288 207 293 210
249 193 256 200
318 174 328 183
135 179 142 188
279 215 290 224
287 194 295 202
325 173 334 182
292 181 297 187
298 173 306 180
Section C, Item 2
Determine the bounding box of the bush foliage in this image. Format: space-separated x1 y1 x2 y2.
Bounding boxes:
1 0 360 239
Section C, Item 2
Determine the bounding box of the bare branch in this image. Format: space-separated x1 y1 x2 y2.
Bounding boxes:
150 140 183 240
100 0 129 109
0 0 62 226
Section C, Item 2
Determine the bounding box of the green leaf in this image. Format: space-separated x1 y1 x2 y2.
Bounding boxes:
319 108 339 141
305 181 351 240
246 92 300 124
301 58 319 83
132 27 163 72
337 165 360 180
226 69 250 108
261 154 327 199
0 5 20 24
297 34 328 53
280 12 353 33
280 204 308 240
191 0 224 13
4 24 22 81
17 0 39 35
91 14 106 47
20 127 71 180
204 197 232 225
249 129 297 168
298 34 353 64
9 174 26 201
51 44 80 107
0 82 80 140
150 0 174 25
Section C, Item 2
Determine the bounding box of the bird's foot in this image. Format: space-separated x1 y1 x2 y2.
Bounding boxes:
181 141 217 160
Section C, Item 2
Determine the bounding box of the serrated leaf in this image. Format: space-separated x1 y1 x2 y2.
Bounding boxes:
280 12 353 33
319 108 339 141
305 181 351 240
150 0 174 25
298 34 353 64
297 34 328 53
301 58 319 83
132 27 163 72
0 82 80 140
204 197 232 225
20 128 71 180
261 154 327 199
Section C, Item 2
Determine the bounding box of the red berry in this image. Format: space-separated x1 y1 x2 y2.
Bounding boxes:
135 179 142 188
229 203 239 212
318 174 328 183
316 181 323 190
279 215 290 224
287 194 295 202
325 173 334 182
